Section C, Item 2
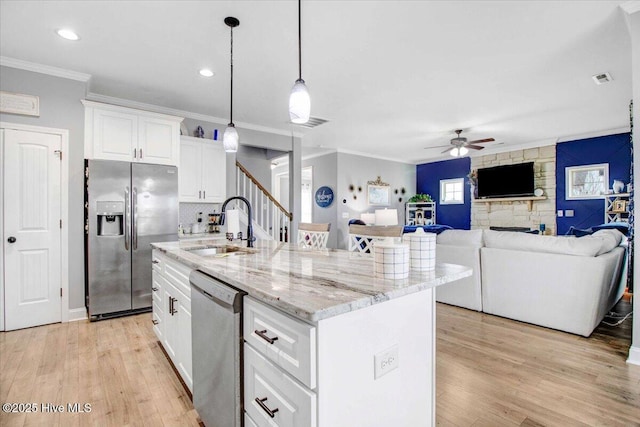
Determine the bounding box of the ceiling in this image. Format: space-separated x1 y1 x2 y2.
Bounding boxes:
0 1 633 164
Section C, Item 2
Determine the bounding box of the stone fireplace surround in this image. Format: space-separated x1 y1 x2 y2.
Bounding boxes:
470 145 557 235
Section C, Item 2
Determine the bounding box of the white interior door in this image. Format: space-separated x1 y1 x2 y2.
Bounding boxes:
3 129 62 330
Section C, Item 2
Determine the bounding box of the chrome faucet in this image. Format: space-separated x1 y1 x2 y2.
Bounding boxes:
221 196 255 248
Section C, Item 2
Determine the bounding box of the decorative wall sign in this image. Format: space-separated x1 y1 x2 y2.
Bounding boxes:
0 91 39 117
367 176 390 206
315 186 334 208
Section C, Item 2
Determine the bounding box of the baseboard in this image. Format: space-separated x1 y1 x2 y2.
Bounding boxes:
627 345 640 366
68 307 88 322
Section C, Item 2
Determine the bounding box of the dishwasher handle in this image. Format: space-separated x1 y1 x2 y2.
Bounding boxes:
189 270 245 313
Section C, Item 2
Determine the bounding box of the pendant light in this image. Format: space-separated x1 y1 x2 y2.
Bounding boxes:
223 17 240 153
289 0 310 124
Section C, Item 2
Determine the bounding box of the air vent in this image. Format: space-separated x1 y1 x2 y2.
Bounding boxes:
291 117 329 128
592 72 613 85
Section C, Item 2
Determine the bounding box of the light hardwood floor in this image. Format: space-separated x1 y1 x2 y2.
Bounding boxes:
0 302 638 427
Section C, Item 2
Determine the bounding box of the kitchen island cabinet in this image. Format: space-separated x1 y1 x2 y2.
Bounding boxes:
151 250 193 392
151 240 471 426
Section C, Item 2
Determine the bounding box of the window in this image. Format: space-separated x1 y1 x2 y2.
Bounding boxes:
440 178 464 205
565 163 608 200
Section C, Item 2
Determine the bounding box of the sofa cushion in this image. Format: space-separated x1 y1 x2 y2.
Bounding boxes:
483 229 622 257
437 229 484 248
591 229 624 255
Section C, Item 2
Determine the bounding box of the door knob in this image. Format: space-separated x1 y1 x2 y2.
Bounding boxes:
7 237 16 243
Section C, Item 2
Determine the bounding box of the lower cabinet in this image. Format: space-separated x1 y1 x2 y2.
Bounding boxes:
244 344 316 427
242 292 436 427
243 297 317 427
151 250 193 392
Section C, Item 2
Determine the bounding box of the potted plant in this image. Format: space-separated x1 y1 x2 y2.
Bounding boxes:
408 193 433 203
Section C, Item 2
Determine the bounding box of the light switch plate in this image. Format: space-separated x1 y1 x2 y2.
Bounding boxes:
557 210 564 217
374 345 399 379
566 210 575 217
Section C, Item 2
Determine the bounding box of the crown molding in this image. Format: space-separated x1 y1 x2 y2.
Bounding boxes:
556 126 630 143
336 147 414 165
0 56 91 82
86 92 304 138
620 1 640 15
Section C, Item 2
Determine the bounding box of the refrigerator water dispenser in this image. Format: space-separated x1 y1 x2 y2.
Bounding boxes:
96 201 124 236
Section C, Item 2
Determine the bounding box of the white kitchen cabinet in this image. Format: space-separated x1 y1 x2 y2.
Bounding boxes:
83 100 182 166
179 136 226 203
151 250 193 392
243 291 436 427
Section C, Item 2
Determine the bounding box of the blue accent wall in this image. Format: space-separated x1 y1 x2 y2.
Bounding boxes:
416 157 471 229
556 133 631 235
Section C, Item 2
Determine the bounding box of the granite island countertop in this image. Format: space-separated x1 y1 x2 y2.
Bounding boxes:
151 239 471 322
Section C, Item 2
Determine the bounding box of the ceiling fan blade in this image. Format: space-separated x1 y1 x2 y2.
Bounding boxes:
441 147 454 154
466 138 495 145
466 144 485 150
426 144 454 150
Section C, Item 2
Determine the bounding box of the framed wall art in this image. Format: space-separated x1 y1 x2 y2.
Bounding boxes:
367 176 390 206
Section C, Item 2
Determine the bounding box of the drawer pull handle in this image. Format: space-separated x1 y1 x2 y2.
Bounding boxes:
255 329 278 344
151 287 158 292
152 260 159 264
255 397 279 418
152 319 159 325
170 297 178 315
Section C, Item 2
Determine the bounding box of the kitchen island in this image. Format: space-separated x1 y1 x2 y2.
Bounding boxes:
151 239 471 427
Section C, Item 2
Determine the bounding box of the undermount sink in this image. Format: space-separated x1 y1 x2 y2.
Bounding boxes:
186 245 254 257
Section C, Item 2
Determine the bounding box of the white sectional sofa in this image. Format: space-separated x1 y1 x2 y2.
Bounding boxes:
435 228 626 337
435 229 484 311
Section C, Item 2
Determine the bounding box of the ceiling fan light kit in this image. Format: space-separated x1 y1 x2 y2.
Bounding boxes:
450 146 469 157
289 0 311 124
442 129 495 157
223 16 240 153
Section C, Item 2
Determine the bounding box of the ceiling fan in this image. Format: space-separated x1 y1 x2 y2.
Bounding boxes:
438 129 495 157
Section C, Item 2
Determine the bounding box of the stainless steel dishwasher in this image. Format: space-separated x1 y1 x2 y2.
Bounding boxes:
190 270 246 427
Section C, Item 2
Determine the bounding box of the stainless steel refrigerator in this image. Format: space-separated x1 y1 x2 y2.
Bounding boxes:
85 159 178 319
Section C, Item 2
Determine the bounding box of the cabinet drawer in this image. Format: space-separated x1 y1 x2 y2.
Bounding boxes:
244 297 316 389
163 256 192 298
152 302 163 341
151 271 163 305
152 251 164 272
244 344 316 427
244 413 259 427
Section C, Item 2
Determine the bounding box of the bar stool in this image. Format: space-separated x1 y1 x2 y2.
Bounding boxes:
348 224 404 254
297 223 331 249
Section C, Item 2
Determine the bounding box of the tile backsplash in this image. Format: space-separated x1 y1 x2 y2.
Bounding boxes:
179 203 221 227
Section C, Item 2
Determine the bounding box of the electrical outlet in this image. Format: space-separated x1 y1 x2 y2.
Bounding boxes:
341 212 349 219
557 210 564 217
566 210 574 217
374 345 399 379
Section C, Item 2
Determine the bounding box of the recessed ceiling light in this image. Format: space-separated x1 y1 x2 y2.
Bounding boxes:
199 69 214 77
56 28 80 41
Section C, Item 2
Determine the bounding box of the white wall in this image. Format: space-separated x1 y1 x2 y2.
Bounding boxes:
270 151 415 250
0 66 87 310
336 153 416 249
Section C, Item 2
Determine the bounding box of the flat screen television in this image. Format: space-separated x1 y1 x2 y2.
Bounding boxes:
477 162 535 198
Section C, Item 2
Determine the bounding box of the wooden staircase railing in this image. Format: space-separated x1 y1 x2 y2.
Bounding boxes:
235 161 292 242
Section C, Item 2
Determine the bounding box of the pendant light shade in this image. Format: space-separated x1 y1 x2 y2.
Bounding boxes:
289 0 310 124
289 79 310 124
224 16 240 153
223 124 239 153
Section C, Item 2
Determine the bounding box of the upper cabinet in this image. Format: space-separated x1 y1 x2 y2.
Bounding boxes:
83 100 182 166
179 136 226 203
